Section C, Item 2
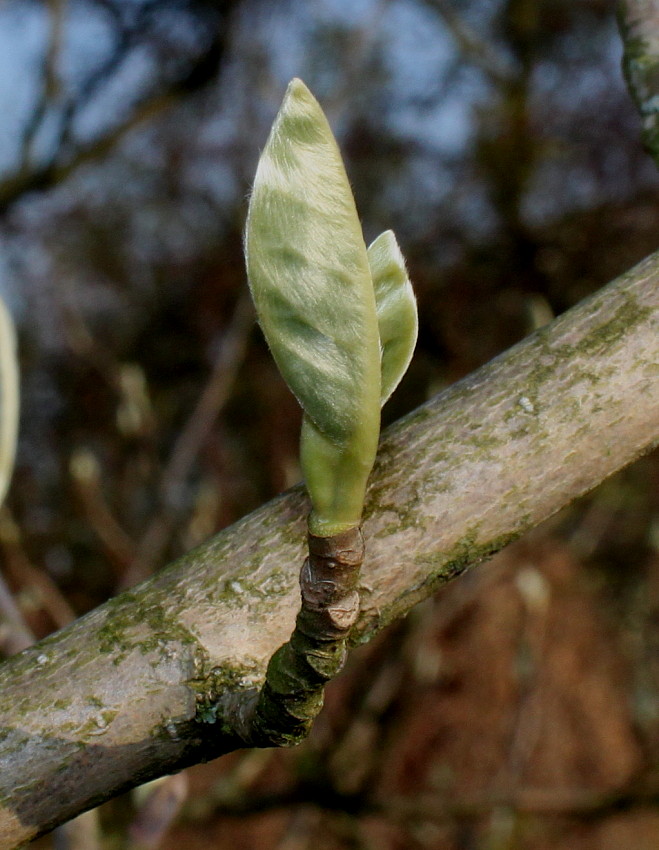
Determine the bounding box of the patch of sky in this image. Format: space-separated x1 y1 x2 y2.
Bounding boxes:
531 59 622 124
233 0 314 92
184 159 240 212
58 0 118 96
369 156 452 238
315 0 382 25
195 105 242 165
116 126 169 174
0 0 144 171
445 180 500 243
521 160 593 227
227 0 479 165
377 0 479 156
0 248 21 317
226 0 333 158
113 100 242 221
0 2 47 174
300 0 394 98
70 45 156 144
148 8 212 59
522 15 659 227
380 1 456 97
258 3 313 94
595 14 625 71
460 0 505 30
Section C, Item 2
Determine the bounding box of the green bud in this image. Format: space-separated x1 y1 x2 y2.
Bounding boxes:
245 79 417 536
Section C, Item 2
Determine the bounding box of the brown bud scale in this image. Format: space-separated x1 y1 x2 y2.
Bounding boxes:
240 525 364 747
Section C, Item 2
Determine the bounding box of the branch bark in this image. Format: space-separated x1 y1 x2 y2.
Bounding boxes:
0 252 657 847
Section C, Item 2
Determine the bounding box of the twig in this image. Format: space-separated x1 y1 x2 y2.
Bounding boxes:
0 508 76 630
419 0 515 84
379 784 659 822
619 0 659 164
488 564 552 796
179 782 659 825
0 3 240 214
60 286 145 574
0 571 33 656
19 0 67 171
275 807 323 850
127 774 189 850
51 811 100 850
121 294 253 587
69 450 137 573
184 749 275 823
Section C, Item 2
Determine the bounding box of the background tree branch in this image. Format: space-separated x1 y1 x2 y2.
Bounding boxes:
620 0 659 164
0 249 657 848
0 0 242 215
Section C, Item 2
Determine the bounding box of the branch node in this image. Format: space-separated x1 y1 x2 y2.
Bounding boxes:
236 525 364 748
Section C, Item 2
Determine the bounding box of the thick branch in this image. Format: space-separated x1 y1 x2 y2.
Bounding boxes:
619 0 659 163
0 253 657 847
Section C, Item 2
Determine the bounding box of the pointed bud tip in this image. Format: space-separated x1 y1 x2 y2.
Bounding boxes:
287 77 309 94
368 229 406 270
284 77 316 107
370 229 396 251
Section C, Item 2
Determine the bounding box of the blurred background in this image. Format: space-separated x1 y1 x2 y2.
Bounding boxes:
0 0 658 847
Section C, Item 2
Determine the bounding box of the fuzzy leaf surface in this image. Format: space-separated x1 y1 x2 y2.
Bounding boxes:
245 78 381 533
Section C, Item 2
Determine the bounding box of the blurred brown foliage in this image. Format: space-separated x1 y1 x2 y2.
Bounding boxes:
1 0 657 847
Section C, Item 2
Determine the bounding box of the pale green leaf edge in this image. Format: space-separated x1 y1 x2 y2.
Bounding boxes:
367 230 418 406
0 296 19 508
245 78 382 535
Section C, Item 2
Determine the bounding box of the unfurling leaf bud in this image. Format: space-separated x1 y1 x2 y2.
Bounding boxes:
245 78 416 536
368 230 418 406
